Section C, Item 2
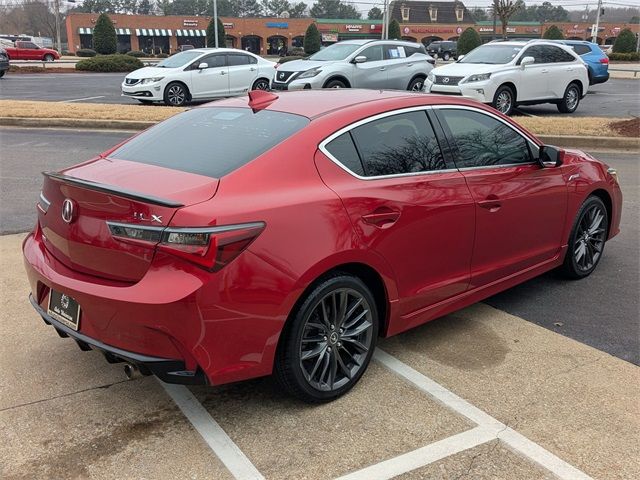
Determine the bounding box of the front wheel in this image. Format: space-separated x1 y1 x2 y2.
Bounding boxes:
0 70 5 78
408 77 425 91
252 78 270 91
558 196 608 279
492 85 515 116
557 83 581 113
43 54 54 62
275 273 378 403
163 82 188 106
442 52 451 61
324 78 347 89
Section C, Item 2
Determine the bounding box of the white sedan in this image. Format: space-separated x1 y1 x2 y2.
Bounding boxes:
122 48 276 106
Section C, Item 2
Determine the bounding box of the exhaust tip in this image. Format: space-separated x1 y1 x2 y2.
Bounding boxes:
123 363 139 380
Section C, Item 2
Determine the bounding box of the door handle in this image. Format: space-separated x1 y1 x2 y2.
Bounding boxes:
379 67 386 71
220 71 227 75
407 63 414 67
478 197 501 212
250 67 256 71
362 209 400 228
541 69 549 73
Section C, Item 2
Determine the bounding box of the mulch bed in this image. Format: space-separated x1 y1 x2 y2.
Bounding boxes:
609 118 640 137
8 66 82 74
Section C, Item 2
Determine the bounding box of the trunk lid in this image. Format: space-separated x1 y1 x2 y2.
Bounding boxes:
39 158 218 282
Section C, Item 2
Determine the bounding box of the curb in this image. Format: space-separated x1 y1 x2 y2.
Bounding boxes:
1 117 638 151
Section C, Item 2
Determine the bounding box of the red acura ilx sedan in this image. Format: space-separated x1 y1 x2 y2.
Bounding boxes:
24 90 622 402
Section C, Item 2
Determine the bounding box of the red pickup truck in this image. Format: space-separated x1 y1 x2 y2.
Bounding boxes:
5 41 60 61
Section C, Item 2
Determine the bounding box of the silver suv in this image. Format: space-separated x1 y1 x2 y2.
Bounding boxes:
271 39 435 92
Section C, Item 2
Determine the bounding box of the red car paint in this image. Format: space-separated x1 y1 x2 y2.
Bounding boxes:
23 90 622 386
5 41 60 61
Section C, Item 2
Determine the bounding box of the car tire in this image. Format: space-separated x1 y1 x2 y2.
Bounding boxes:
407 76 425 91
274 273 379 403
252 78 270 91
44 54 54 62
0 70 5 78
443 52 451 61
163 82 189 107
557 83 581 114
492 85 515 116
324 78 347 89
558 196 608 280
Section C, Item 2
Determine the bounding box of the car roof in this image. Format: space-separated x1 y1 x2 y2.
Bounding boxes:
201 89 489 120
186 48 252 54
335 39 375 45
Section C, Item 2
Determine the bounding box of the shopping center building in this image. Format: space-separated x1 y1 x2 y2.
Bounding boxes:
65 5 639 55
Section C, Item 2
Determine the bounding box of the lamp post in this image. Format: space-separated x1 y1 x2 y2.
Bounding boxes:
213 0 219 48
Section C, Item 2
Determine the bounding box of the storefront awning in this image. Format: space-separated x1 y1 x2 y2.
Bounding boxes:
135 29 172 37
116 28 131 36
176 29 207 37
78 27 92 35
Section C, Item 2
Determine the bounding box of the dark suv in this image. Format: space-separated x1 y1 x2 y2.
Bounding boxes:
427 41 457 61
0 47 9 78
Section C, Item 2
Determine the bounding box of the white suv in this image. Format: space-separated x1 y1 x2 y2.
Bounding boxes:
423 40 589 115
122 48 276 106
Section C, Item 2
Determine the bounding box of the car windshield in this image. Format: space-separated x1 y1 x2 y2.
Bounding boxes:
460 45 522 64
308 43 362 61
156 51 202 68
109 108 310 178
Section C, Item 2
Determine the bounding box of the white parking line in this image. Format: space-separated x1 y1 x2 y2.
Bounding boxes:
59 96 106 103
371 349 593 480
160 382 265 480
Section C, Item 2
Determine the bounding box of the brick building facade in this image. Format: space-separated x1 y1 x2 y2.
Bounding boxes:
65 12 639 55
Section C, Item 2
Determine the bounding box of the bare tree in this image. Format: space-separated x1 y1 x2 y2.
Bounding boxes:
491 0 523 40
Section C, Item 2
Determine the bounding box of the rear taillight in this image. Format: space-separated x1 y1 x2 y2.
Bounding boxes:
108 221 265 271
600 57 609 64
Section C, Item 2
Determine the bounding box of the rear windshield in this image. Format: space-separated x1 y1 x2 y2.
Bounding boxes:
110 107 309 178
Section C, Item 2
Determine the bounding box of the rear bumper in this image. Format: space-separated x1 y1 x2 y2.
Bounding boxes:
29 294 207 384
590 72 609 85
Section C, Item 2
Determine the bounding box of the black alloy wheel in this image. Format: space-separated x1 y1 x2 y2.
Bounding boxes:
275 273 378 403
164 82 188 107
408 77 425 91
559 196 608 279
252 78 270 91
325 79 347 89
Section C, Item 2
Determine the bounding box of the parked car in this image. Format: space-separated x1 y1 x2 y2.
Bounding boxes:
4 41 59 61
427 40 458 61
599 44 613 55
271 39 434 92
424 40 589 115
24 89 622 402
0 47 9 78
122 48 276 106
178 44 195 52
555 40 609 85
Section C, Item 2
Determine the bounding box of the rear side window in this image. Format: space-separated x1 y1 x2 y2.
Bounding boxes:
572 44 591 56
325 133 365 176
227 54 251 66
360 45 383 61
438 109 532 168
110 108 309 178
546 46 576 63
405 45 427 56
330 111 446 177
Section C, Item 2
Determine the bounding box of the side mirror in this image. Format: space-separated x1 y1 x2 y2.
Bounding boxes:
520 56 535 68
353 55 367 64
197 62 208 70
457 54 465 61
539 145 562 168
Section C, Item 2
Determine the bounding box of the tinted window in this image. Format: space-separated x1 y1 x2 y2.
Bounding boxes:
461 45 522 64
546 45 576 62
520 45 546 63
228 54 251 66
157 50 202 68
200 54 226 68
405 45 426 56
110 108 309 178
350 111 446 176
439 109 531 168
572 44 591 56
360 45 383 61
325 133 365 176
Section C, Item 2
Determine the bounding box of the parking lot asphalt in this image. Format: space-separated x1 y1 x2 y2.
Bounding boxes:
0 72 638 117
1 126 637 367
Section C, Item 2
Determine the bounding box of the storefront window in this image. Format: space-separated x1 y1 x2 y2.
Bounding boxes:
79 34 92 50
117 35 131 54
138 35 170 54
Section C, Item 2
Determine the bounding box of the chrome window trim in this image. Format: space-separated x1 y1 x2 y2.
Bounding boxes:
318 105 457 181
107 221 164 233
432 104 541 171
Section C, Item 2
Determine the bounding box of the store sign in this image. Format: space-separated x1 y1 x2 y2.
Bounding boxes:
370 24 382 32
479 27 494 32
266 22 288 29
525 28 540 33
183 19 198 27
345 24 362 32
223 23 234 29
321 33 338 42
456 27 463 34
403 27 410 35
506 27 516 33
408 27 455 34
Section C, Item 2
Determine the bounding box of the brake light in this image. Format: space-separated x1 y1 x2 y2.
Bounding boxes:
158 222 265 271
108 221 265 271
599 57 609 64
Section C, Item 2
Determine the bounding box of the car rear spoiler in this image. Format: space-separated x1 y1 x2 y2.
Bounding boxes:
43 171 184 208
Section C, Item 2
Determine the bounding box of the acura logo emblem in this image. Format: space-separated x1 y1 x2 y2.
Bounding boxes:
443 77 450 84
61 198 75 224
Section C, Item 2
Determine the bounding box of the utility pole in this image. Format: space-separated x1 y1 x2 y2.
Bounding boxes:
54 0 61 52
382 0 388 40
213 0 219 48
591 0 603 44
492 0 498 41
